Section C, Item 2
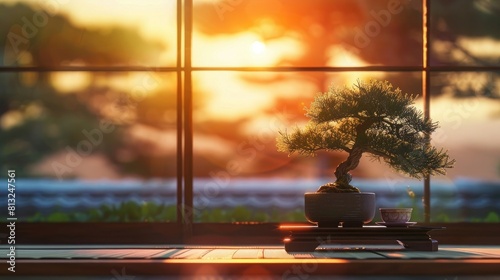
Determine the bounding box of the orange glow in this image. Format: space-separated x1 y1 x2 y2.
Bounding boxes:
280 224 315 229
194 72 276 121
386 252 404 258
194 71 316 123
163 258 350 264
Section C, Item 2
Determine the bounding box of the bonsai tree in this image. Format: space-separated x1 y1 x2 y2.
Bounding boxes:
277 79 455 193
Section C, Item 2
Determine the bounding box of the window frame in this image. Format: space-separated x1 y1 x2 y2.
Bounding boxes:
1 0 499 245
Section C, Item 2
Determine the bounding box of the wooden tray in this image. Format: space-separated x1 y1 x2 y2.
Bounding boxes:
279 225 445 252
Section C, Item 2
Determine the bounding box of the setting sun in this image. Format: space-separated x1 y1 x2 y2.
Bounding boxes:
251 41 266 54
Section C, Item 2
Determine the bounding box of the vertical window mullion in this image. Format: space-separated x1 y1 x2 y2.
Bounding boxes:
183 0 194 237
176 0 184 225
422 0 431 223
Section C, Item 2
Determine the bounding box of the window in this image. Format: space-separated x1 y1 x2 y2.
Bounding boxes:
428 0 500 223
1 0 499 244
0 0 181 229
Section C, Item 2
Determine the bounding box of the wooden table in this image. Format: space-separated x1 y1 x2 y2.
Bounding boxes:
2 244 500 278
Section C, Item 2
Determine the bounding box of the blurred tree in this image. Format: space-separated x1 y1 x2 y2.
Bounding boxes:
0 3 175 178
1 3 165 67
430 0 500 99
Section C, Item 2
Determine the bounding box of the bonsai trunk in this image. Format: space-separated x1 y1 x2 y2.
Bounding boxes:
317 120 372 193
317 147 363 193
335 146 363 182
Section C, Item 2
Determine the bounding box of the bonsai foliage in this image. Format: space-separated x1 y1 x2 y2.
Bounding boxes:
277 79 455 193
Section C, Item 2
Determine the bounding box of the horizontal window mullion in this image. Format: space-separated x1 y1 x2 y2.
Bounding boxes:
2 66 499 73
0 66 179 72
428 66 500 72
190 66 500 72
191 66 424 72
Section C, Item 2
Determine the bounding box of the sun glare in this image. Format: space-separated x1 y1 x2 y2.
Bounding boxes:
327 46 367 67
327 46 384 85
50 72 92 94
251 41 266 54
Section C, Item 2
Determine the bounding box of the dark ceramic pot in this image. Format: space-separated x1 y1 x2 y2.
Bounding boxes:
304 192 376 227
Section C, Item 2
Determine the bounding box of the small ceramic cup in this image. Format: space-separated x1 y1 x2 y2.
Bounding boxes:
379 208 412 223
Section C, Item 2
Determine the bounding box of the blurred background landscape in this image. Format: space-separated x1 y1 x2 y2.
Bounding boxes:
1 0 499 222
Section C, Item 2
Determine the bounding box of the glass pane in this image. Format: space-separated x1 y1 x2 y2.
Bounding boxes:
192 71 426 223
0 71 178 222
193 0 422 67
1 0 176 67
430 0 500 66
430 72 500 222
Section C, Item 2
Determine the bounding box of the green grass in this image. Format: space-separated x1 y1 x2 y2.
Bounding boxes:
26 201 177 222
16 201 307 223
